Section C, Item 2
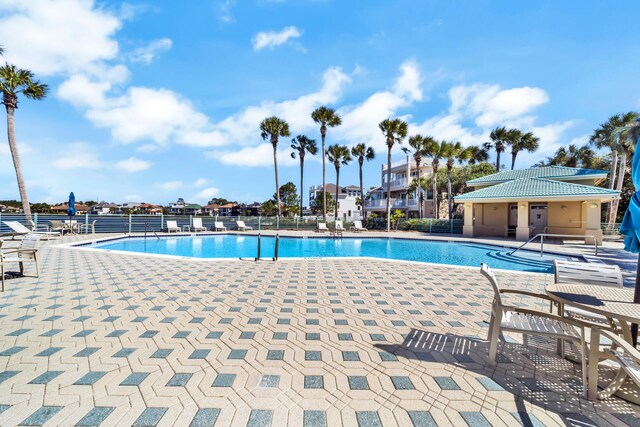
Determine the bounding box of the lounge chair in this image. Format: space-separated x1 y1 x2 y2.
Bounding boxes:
213 221 227 231
79 220 97 235
317 222 328 232
49 220 65 235
3 221 60 240
592 329 640 400
335 220 344 231
350 220 367 232
553 259 623 325
236 220 253 231
481 263 587 391
165 220 180 233
1 233 40 292
191 217 207 232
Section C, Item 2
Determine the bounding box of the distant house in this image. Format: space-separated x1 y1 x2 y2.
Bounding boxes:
89 202 117 215
168 198 201 215
138 203 163 215
232 203 260 216
0 204 21 213
218 203 237 216
51 203 90 214
202 204 221 216
309 183 362 219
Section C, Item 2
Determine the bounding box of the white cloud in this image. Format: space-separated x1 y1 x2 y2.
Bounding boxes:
0 0 121 75
252 26 302 51
124 194 141 201
52 143 102 170
218 0 236 23
157 181 184 191
115 157 152 172
130 38 172 64
207 143 298 168
194 178 208 187
193 187 220 202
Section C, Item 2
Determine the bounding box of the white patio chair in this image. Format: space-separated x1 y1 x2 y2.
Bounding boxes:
236 220 253 231
350 220 367 232
594 329 640 400
335 220 344 231
213 221 227 231
49 220 65 235
1 233 40 292
553 260 623 326
79 220 97 235
317 222 328 233
481 263 588 391
191 217 207 232
3 221 60 239
165 220 180 233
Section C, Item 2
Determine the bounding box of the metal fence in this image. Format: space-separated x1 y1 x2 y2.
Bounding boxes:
601 222 621 236
0 213 466 235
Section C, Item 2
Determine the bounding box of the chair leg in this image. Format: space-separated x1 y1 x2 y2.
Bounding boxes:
1 262 4 292
580 333 588 399
488 312 501 367
34 255 39 278
18 262 24 276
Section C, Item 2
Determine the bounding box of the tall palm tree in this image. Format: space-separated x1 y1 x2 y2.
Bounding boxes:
483 126 509 172
465 145 489 165
547 144 595 168
442 141 469 220
424 139 448 218
260 116 290 217
291 135 318 217
379 118 408 231
0 64 48 219
402 134 429 218
509 130 539 170
351 143 375 219
311 106 342 219
326 144 352 219
590 115 623 191
610 112 640 224
407 176 429 216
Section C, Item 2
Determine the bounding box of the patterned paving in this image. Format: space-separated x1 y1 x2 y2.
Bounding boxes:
0 234 638 426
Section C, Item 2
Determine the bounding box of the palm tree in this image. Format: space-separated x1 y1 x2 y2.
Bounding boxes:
483 126 509 172
291 135 318 217
402 134 434 218
379 118 408 231
407 176 429 216
0 64 48 219
260 116 290 217
547 144 595 168
311 106 342 219
610 113 640 224
424 139 448 218
326 144 352 219
465 145 489 165
510 130 539 169
442 141 469 220
351 143 375 219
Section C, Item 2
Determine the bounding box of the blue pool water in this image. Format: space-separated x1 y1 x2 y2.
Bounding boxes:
90 235 580 273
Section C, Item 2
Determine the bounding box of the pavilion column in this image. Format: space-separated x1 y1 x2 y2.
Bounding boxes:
585 200 603 245
463 202 474 237
516 201 530 241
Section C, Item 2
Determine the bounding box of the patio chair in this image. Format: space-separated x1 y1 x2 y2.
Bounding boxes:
317 222 328 232
165 220 180 233
3 221 60 240
350 220 368 232
594 329 640 400
1 233 40 292
553 260 623 326
191 217 207 232
481 263 588 389
236 220 253 231
213 221 227 231
79 220 97 235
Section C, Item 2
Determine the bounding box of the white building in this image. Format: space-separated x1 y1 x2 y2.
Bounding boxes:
309 183 362 219
365 155 435 218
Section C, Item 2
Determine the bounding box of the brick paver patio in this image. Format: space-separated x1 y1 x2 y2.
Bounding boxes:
0 234 638 426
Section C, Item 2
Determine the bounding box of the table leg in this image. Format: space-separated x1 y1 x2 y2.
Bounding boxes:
588 328 600 400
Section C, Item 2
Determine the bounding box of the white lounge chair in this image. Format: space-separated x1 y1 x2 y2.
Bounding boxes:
592 329 640 400
191 217 207 232
1 233 40 291
165 220 180 233
481 263 587 392
553 259 623 325
49 220 65 235
214 221 227 231
236 220 253 231
3 221 60 240
335 220 344 231
350 220 367 232
317 222 328 233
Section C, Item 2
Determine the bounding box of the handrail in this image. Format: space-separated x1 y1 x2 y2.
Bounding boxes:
509 233 598 257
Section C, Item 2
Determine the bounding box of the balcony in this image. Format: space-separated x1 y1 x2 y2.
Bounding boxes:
381 178 409 190
365 199 419 210
393 199 418 208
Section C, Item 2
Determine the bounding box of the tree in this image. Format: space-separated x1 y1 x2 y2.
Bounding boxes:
207 197 231 205
326 144 352 219
407 176 429 215
424 139 448 218
543 144 595 168
311 106 342 219
274 181 299 217
379 118 408 230
402 134 431 218
351 143 375 219
260 199 278 216
466 145 489 165
509 130 539 169
291 135 318 216
310 191 336 216
610 113 640 225
483 126 509 172
442 141 469 219
0 63 48 219
260 116 290 217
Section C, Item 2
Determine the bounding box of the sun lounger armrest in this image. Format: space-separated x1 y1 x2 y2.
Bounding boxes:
600 330 640 355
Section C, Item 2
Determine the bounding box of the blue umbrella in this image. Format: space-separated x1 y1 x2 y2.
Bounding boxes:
619 129 640 344
67 192 77 216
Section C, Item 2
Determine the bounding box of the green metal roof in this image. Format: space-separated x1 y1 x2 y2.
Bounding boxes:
466 166 608 185
455 178 619 201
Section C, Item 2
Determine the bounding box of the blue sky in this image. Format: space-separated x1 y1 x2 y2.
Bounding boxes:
0 0 638 206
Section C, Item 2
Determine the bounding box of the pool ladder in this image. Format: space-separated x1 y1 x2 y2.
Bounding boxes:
251 233 279 261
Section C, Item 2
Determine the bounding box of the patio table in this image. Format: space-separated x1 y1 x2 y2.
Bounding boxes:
545 284 640 402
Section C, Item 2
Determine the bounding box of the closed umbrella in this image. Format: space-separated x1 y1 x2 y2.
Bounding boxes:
619 127 640 345
67 192 77 234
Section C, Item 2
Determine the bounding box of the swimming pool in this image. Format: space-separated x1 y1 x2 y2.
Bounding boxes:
89 235 581 273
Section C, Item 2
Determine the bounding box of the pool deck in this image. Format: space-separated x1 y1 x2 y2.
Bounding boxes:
0 232 637 426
